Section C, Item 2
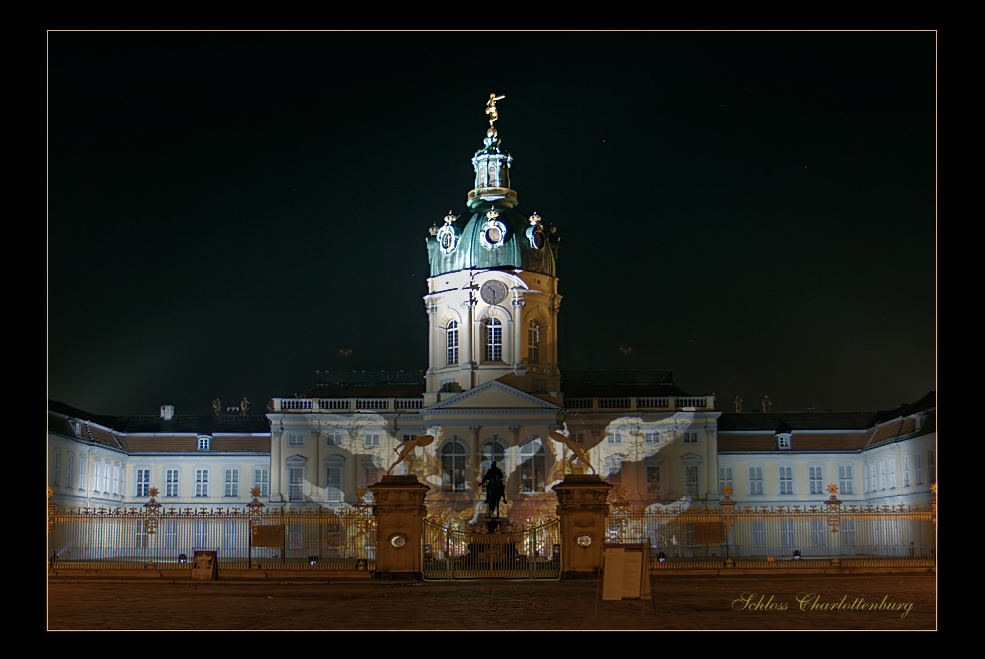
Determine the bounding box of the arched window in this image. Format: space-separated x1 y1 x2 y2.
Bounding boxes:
485 317 503 361
441 439 468 493
520 438 547 493
446 321 459 365
528 321 540 364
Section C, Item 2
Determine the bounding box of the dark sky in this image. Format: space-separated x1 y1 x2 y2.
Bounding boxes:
48 31 937 417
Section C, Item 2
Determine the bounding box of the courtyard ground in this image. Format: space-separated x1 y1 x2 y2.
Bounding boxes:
47 571 937 631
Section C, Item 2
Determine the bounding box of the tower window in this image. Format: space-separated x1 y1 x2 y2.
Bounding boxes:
486 317 503 362
528 321 540 365
447 321 459 365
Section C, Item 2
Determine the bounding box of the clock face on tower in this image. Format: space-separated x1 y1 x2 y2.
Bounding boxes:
480 280 508 306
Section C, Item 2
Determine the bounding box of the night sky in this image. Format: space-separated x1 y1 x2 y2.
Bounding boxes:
48 31 937 417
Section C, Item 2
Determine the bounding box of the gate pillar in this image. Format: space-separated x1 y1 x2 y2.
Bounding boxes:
370 475 430 580
553 474 612 578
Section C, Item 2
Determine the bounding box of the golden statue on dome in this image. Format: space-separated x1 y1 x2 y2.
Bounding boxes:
486 93 505 126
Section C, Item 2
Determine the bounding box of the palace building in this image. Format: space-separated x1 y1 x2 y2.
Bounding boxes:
47 99 936 523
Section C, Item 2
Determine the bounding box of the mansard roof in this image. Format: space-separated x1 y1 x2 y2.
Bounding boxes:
716 392 936 454
48 400 270 455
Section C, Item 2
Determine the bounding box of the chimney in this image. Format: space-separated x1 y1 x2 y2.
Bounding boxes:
160 405 174 421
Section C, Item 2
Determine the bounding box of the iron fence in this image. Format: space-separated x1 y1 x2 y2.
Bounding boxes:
423 516 561 580
606 502 936 569
47 498 376 572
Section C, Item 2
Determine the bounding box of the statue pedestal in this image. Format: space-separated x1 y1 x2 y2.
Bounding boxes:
553 474 612 578
369 475 430 580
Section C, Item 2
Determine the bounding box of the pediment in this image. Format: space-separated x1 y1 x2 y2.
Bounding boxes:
425 380 560 411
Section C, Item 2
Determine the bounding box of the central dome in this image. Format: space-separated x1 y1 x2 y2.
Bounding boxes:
427 201 556 277
426 96 558 279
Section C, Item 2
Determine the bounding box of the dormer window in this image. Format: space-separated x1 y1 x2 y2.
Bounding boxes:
776 433 792 450
198 435 211 451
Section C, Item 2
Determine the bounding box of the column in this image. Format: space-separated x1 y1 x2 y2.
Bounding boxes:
469 425 481 490
270 426 283 503
512 297 525 369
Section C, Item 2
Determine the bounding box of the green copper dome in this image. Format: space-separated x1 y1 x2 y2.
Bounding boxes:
427 202 557 277
427 96 558 278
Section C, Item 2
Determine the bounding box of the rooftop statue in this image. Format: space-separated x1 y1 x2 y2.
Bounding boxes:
486 93 505 126
549 431 596 475
386 434 435 476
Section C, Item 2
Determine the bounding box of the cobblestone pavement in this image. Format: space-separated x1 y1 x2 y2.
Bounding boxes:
47 573 937 631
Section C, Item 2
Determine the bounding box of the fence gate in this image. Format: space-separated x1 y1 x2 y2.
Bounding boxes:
423 516 560 580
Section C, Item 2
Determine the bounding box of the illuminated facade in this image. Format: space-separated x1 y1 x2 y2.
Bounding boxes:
47 104 936 520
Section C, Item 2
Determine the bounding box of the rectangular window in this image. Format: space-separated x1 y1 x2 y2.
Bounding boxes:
684 465 699 498
136 468 150 497
288 431 306 446
879 460 886 490
683 432 698 444
224 469 239 497
863 463 869 493
253 468 269 498
928 450 935 483
93 461 101 492
751 520 765 548
903 454 910 487
748 467 763 495
363 460 382 487
644 432 660 444
809 466 824 495
67 454 74 489
194 521 208 548
135 520 149 549
198 436 210 450
195 469 209 497
328 433 345 446
113 463 120 495
916 453 922 485
888 458 896 489
80 458 86 491
605 456 622 485
778 466 793 495
838 465 854 495
54 453 61 486
326 462 343 502
289 467 304 501
364 434 381 448
607 432 623 445
288 524 302 550
103 461 110 493
718 466 733 495
164 521 178 549
166 469 180 497
224 521 237 550
841 519 856 550
780 520 795 548
647 466 661 498
811 519 826 548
